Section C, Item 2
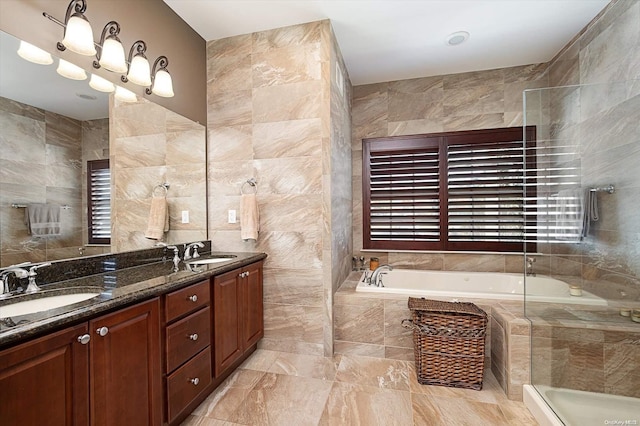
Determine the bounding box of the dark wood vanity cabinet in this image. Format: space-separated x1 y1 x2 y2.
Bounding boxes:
213 261 263 376
0 298 161 426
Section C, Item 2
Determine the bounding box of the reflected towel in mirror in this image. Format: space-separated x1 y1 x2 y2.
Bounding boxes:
145 195 169 240
25 203 61 237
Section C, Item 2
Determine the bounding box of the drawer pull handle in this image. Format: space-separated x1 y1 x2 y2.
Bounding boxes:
96 326 109 337
77 334 91 345
239 271 249 278
190 377 199 386
188 294 198 302
189 333 199 341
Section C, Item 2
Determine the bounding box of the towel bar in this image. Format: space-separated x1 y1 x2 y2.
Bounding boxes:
589 185 615 194
152 183 170 197
241 178 258 194
12 203 71 209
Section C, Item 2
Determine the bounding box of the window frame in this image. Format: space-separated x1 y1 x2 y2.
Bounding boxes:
362 127 536 253
87 159 111 245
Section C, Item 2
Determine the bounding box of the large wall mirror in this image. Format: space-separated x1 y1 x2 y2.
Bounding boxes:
0 30 207 267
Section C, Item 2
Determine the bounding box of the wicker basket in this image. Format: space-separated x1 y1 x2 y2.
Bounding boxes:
402 297 488 390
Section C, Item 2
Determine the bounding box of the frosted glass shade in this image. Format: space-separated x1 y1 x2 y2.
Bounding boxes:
99 37 127 73
152 69 174 97
89 74 115 93
62 15 96 56
17 41 53 65
115 86 137 102
57 59 87 80
126 55 151 86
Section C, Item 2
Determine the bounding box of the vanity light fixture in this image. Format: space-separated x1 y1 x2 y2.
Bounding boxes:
57 59 87 80
114 85 137 102
122 40 151 87
89 74 115 92
17 41 53 65
145 56 174 98
57 0 96 56
94 21 127 73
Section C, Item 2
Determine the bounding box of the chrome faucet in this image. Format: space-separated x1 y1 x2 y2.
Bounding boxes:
526 257 536 277
368 264 393 287
166 245 180 271
0 265 30 298
184 242 205 261
25 263 51 294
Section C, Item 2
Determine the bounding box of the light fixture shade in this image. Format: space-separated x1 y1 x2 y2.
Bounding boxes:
152 69 174 97
115 85 137 102
17 41 53 65
89 74 115 92
62 14 96 56
57 59 87 80
126 55 151 86
99 37 127 73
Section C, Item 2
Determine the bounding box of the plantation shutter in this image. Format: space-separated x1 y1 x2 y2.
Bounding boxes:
87 159 111 244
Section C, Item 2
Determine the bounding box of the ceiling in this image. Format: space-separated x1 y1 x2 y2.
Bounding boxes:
164 0 610 85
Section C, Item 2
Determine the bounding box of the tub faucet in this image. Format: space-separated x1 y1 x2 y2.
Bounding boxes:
526 257 536 277
25 262 51 294
184 242 205 261
368 264 393 287
0 266 30 298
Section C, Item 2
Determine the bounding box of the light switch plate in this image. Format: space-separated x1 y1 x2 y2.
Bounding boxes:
181 210 189 224
228 209 237 224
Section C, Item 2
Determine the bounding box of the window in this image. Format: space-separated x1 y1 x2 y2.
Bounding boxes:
362 127 535 252
87 159 111 245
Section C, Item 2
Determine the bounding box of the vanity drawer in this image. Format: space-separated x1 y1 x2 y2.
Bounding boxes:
166 347 212 424
165 280 209 322
166 307 211 372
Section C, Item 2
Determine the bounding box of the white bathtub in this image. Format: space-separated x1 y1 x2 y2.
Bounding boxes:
524 384 640 426
356 269 607 306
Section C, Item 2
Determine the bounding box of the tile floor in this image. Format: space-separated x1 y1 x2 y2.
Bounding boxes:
181 350 538 425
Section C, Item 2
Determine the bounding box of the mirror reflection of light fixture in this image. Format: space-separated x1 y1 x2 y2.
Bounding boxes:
145 56 174 98
17 41 54 65
94 21 127 73
57 59 87 80
122 40 151 87
114 85 137 102
89 74 115 93
57 0 96 56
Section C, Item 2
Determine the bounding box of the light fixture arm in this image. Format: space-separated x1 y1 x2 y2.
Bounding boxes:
93 20 121 68
121 40 147 83
145 56 169 94
55 0 89 52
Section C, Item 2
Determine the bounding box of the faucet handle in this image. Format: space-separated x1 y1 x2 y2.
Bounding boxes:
28 262 51 275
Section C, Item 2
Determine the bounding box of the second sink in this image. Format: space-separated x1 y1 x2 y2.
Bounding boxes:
0 291 101 318
187 255 237 265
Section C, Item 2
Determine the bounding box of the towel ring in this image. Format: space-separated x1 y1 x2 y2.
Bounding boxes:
241 178 257 194
153 183 169 197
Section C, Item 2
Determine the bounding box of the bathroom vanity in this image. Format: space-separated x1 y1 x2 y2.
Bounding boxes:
0 250 266 426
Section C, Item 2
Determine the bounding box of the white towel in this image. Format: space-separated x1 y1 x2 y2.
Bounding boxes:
555 189 584 241
240 193 259 241
145 196 169 240
25 203 61 237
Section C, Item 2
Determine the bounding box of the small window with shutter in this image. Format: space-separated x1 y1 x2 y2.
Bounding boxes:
362 127 535 252
87 159 111 245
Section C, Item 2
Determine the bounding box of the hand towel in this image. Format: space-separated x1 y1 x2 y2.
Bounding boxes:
145 196 169 240
240 193 259 241
582 189 600 238
25 203 61 237
555 189 584 241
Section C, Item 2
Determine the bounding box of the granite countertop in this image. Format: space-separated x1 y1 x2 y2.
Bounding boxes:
0 251 267 348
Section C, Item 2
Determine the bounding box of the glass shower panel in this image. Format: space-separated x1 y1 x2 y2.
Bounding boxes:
524 80 640 425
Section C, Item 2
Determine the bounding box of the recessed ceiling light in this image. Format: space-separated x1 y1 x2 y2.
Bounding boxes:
446 31 470 46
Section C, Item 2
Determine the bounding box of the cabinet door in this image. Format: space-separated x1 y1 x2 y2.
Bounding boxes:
213 268 243 377
89 298 162 426
242 261 264 349
0 323 89 426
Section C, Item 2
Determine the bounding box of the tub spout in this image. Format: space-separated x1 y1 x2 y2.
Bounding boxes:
368 264 393 287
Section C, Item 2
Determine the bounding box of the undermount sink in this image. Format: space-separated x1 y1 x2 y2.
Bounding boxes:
187 255 237 265
0 292 101 319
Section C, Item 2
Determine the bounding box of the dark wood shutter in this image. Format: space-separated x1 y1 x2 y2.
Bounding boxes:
363 127 536 252
87 159 111 245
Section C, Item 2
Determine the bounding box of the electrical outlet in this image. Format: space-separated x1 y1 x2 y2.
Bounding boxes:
228 209 237 224
181 210 189 224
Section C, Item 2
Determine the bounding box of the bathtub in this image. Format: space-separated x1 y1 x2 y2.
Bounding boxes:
524 384 640 426
356 269 607 306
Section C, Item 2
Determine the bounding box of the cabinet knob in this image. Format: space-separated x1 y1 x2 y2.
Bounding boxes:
190 377 199 386
239 271 249 278
188 294 198 303
77 334 91 345
96 326 109 337
189 333 198 341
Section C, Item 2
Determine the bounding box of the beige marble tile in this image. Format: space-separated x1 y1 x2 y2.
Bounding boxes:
252 21 323 53
263 304 324 344
412 393 510 426
253 118 322 159
192 369 265 420
334 301 384 345
207 34 252 61
238 349 281 372
319 381 413 426
207 52 252 94
267 352 341 381
228 373 332 425
258 337 324 356
252 42 322 87
333 341 386 358
443 113 505 131
181 415 242 426
443 254 506 272
443 68 505 90
335 354 410 391
263 268 323 306
207 89 252 127
252 80 322 123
